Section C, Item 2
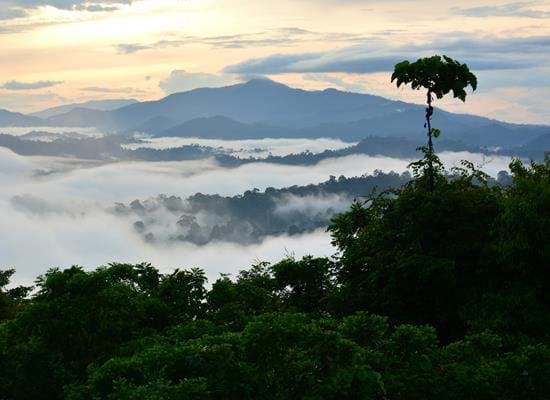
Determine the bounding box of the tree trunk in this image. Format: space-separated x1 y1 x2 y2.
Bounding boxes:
426 90 435 190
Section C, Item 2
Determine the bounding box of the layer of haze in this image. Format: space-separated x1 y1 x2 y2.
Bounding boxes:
124 137 355 158
0 139 515 285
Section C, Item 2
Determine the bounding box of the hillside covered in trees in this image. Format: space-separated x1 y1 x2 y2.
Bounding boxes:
111 172 412 245
1 155 549 400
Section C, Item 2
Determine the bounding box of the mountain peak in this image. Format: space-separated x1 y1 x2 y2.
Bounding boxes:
242 78 289 89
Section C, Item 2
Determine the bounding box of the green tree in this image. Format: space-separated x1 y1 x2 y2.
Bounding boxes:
329 167 501 341
0 269 30 322
271 256 334 313
391 55 477 188
0 263 208 400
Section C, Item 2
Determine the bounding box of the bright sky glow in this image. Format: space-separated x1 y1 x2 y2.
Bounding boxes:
1 0 550 123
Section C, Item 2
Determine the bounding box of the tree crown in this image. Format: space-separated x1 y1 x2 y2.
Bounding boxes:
391 55 477 102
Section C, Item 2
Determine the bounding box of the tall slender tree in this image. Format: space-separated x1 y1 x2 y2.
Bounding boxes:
391 55 477 189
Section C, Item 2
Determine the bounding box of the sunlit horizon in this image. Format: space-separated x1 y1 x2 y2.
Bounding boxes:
1 0 549 124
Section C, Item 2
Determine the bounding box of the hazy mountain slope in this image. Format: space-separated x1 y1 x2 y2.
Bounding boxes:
47 108 122 129
0 134 219 161
117 79 550 146
156 116 299 139
500 133 550 159
114 79 404 129
130 116 184 135
0 109 48 127
32 99 138 119
18 79 550 148
155 112 547 147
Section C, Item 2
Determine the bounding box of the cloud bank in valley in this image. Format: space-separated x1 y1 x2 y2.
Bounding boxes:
0 143 515 285
124 137 355 158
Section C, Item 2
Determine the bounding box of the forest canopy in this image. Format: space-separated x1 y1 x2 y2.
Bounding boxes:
1 155 549 400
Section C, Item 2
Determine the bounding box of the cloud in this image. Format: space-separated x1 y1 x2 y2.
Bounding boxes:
1 200 334 286
116 43 151 54
73 3 120 12
115 28 375 54
124 137 354 158
0 0 132 22
0 138 517 286
0 142 515 285
81 86 132 93
0 6 27 19
158 70 238 94
5 0 132 11
274 193 351 217
2 80 63 90
453 2 550 18
303 74 370 93
223 34 550 75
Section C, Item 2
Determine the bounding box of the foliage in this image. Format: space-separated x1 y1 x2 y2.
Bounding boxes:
391 55 478 102
392 55 478 188
115 171 411 246
1 157 549 399
0 269 31 322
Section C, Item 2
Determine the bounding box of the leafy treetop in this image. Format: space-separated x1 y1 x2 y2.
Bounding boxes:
391 55 477 102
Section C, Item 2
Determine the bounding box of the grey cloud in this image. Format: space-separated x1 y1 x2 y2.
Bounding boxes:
0 0 130 21
276 27 313 35
453 2 550 18
73 3 120 12
303 74 368 93
224 53 320 74
224 52 404 75
80 86 143 94
116 34 293 54
2 80 63 90
223 34 550 75
6 0 131 11
115 29 375 54
116 43 152 54
0 6 27 19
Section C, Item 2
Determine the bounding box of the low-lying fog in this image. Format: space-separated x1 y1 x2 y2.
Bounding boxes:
0 136 516 286
124 137 355 158
1 126 102 137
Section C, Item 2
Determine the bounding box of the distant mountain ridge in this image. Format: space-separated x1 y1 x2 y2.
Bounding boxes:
2 79 550 149
156 116 300 139
0 109 50 127
31 99 138 119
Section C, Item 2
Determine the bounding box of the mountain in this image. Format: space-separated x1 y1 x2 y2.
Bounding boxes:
0 134 219 161
113 79 408 129
45 79 434 132
500 133 550 160
10 79 550 148
130 116 183 136
32 99 138 119
155 113 550 147
0 109 48 127
156 116 299 139
47 108 120 129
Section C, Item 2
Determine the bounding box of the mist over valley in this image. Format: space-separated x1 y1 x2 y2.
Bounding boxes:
0 81 545 285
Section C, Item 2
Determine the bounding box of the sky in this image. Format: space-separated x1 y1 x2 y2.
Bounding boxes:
1 0 550 123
